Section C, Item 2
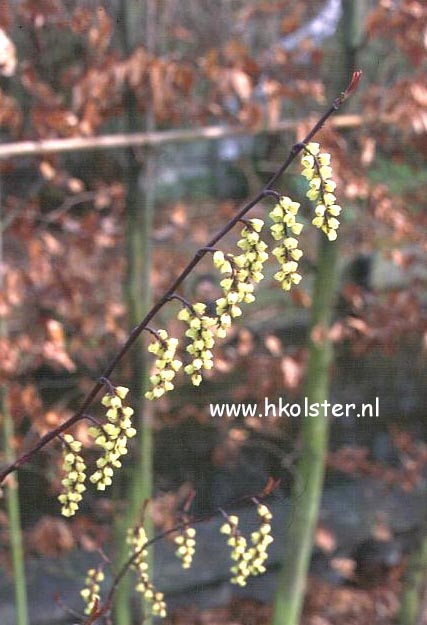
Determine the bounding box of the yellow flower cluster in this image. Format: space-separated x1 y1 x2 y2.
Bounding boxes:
174 526 197 569
301 142 342 241
128 526 167 619
214 220 268 338
234 218 269 289
269 196 304 291
58 434 86 517
89 386 137 491
247 503 274 576
178 303 216 386
220 504 274 586
220 514 252 587
145 330 182 400
80 566 104 615
213 251 242 338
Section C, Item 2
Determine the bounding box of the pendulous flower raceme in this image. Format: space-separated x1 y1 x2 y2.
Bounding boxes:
177 303 216 387
128 526 167 619
174 525 197 569
145 330 182 400
269 196 304 291
220 514 252 587
300 142 342 241
234 218 269 288
88 386 137 491
80 566 104 615
140 149 343 400
220 503 274 586
58 434 87 517
213 219 269 338
213 250 242 338
247 503 274 576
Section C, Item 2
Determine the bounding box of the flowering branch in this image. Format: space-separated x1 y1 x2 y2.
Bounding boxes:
0 71 361 484
76 479 280 624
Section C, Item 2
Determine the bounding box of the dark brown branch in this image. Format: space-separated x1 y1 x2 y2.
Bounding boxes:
91 479 281 624
0 72 361 485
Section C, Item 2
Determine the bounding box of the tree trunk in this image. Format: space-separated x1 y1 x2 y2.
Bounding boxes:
270 3 365 624
0 178 29 625
270 236 336 625
114 2 156 624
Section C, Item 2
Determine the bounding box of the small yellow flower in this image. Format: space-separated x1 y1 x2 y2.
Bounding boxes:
174 526 197 569
178 304 216 387
213 219 269 339
269 196 304 291
301 142 342 241
89 386 136 491
58 434 86 517
221 504 274 586
145 330 182 400
248 502 274 576
220 514 252 586
80 566 104 615
128 525 167 618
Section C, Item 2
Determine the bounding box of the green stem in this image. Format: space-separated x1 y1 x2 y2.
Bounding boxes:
2 400 29 625
0 171 29 625
398 530 427 625
271 237 337 625
271 3 364 622
114 2 155 624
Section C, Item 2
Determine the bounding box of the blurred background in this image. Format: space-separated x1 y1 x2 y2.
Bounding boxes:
1 1 427 624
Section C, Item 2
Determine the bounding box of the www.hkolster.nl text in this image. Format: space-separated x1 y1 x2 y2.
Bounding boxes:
210 397 380 419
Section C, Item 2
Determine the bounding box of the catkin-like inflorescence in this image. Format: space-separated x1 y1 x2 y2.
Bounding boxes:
214 219 269 338
301 142 342 241
220 514 253 587
213 251 242 338
234 218 269 293
128 526 167 618
235 218 269 285
58 434 87 517
145 329 182 400
88 386 137 490
247 503 274 576
80 566 104 615
174 526 197 569
178 303 216 386
269 196 304 291
220 504 274 586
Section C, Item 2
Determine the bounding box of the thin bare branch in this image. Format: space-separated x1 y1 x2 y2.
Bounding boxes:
0 115 363 160
0 72 361 485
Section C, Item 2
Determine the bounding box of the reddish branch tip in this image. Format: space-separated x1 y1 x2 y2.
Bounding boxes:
183 488 196 513
345 70 363 97
262 476 281 496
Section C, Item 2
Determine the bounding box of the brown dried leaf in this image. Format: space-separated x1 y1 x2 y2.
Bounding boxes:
39 160 56 180
360 136 376 166
230 68 252 102
264 334 282 356
29 516 75 557
0 1 11 29
170 203 188 227
0 28 16 76
88 6 112 52
0 89 21 133
281 355 303 391
315 525 337 553
71 6 92 34
126 46 149 88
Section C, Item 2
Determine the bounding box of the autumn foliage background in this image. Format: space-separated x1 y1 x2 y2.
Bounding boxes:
1 1 427 624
